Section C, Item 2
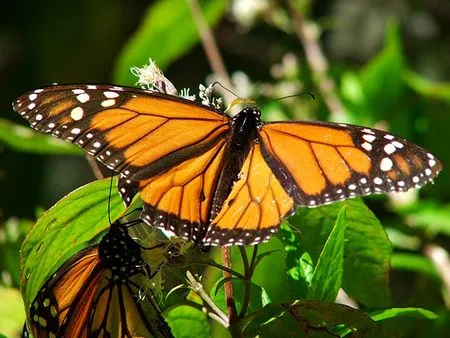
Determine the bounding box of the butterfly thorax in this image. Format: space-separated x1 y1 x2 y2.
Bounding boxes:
98 223 145 280
209 107 262 220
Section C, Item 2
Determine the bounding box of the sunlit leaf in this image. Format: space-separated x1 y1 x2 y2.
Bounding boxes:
290 199 392 307
307 207 347 302
165 305 211 338
20 178 126 318
114 0 227 85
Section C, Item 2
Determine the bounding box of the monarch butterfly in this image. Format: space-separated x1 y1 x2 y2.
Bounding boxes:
13 84 442 246
23 219 174 338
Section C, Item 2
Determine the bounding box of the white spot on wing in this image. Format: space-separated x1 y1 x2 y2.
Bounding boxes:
101 99 115 107
29 93 37 101
380 157 393 171
70 107 84 121
361 142 372 151
362 134 376 143
374 177 383 185
76 93 90 103
104 91 119 98
384 143 396 154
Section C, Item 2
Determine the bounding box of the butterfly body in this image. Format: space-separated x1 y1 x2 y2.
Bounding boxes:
13 84 442 246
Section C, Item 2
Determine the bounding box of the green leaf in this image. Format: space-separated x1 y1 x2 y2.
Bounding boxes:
114 0 227 85
404 70 450 103
307 207 347 302
244 300 395 337
0 287 25 338
242 303 307 338
359 21 405 123
165 305 211 338
0 118 82 155
398 201 450 236
211 279 265 315
290 199 392 307
368 307 438 321
391 253 440 282
280 222 314 300
20 177 126 315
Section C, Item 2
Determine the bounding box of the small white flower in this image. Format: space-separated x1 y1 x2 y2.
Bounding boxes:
180 88 196 101
130 59 177 95
231 0 269 27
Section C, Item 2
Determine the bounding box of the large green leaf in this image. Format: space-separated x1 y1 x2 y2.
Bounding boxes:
280 222 314 300
307 207 347 302
165 305 212 338
0 118 81 155
20 178 126 315
289 199 392 307
359 21 405 123
114 0 227 85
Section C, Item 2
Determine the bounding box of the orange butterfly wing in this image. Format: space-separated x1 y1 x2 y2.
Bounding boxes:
13 85 229 179
258 121 442 206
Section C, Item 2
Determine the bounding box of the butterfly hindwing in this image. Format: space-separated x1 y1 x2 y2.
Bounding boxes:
259 121 441 206
204 143 295 245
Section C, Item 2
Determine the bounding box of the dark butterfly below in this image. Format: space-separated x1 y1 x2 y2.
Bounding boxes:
22 219 174 338
13 84 442 246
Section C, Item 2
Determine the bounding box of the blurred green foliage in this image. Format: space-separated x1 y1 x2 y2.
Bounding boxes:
1 0 450 337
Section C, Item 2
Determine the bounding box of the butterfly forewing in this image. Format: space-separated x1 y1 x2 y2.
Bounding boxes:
13 84 229 181
259 121 442 206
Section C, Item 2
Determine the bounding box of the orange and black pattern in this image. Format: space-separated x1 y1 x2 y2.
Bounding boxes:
13 85 442 246
24 220 173 338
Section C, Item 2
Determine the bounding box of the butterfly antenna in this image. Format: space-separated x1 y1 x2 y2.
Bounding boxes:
211 81 244 102
256 92 315 108
108 170 114 225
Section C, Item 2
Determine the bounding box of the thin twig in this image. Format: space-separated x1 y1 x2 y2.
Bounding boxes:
186 0 234 103
187 0 239 324
86 155 105 179
424 244 450 308
284 1 346 122
191 259 246 279
183 299 230 327
186 270 230 325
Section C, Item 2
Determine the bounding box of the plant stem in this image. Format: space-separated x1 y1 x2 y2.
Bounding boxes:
424 244 450 308
186 270 230 326
86 155 105 179
221 247 238 323
284 0 346 122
